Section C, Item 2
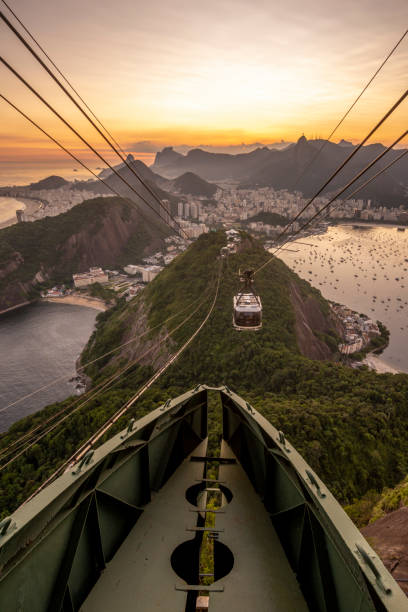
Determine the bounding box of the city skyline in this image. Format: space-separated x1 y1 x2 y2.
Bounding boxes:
1 0 407 184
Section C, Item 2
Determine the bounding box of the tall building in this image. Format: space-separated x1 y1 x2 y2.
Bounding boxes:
177 201 184 217
190 202 198 219
184 202 190 218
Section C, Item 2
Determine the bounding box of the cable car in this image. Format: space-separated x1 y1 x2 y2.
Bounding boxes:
233 269 262 331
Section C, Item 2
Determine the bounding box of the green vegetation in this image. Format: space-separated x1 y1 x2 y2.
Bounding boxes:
345 476 408 528
0 196 168 309
86 282 117 302
351 320 390 362
1 231 408 522
243 211 288 226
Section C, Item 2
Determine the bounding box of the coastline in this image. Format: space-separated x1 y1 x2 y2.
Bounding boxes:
43 295 107 311
0 196 42 229
0 300 34 316
361 353 403 375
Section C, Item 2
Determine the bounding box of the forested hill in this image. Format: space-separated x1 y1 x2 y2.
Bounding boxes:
1 230 408 520
0 196 170 312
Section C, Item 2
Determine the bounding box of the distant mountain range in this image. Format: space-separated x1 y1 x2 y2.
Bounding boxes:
90 155 218 200
152 138 408 206
0 157 219 216
3 138 406 208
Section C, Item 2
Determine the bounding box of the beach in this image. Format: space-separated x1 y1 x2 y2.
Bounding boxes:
43 295 107 311
0 196 42 229
362 354 402 375
0 196 25 228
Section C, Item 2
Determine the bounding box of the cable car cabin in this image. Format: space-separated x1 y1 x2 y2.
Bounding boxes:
233 292 262 330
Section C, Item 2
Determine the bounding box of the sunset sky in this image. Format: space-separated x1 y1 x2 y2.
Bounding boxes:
1 0 407 184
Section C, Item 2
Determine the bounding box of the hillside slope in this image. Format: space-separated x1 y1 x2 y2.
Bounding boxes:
0 196 171 311
170 172 218 197
1 231 408 518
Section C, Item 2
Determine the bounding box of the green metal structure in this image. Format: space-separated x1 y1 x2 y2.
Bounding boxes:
0 386 406 611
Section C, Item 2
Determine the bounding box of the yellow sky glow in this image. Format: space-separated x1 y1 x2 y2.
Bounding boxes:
0 0 407 184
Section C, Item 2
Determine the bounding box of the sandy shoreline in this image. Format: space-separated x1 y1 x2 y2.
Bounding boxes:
43 295 107 311
0 197 42 229
361 353 404 375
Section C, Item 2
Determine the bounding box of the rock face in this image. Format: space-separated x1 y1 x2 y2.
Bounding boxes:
0 196 169 312
289 282 341 360
362 507 408 596
154 146 183 169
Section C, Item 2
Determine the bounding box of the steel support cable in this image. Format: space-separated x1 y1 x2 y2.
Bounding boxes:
0 93 172 245
0 290 211 462
0 281 216 471
0 11 188 239
311 147 408 226
66 261 222 460
291 29 408 189
265 88 408 253
253 90 408 277
0 276 216 455
269 133 408 259
266 143 408 264
0 57 187 238
268 130 408 256
0 287 202 417
0 93 202 416
0 0 128 158
21 261 222 503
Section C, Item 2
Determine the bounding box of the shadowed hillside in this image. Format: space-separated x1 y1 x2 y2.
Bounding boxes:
0 196 171 311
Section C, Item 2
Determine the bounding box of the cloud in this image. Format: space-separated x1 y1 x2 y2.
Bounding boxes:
128 140 294 156
128 141 162 153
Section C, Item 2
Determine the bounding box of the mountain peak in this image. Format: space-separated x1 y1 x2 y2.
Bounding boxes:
154 146 183 167
29 175 68 191
338 139 353 147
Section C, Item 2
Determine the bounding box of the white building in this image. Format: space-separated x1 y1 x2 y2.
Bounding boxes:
142 266 163 282
73 267 109 288
124 264 145 275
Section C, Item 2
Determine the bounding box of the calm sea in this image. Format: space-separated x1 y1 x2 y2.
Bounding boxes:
0 302 97 432
277 224 408 373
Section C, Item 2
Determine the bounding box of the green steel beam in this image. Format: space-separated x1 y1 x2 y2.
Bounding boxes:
219 386 408 611
0 384 406 611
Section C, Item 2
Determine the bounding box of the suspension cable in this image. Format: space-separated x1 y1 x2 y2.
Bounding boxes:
0 286 208 420
0 57 188 239
0 279 215 470
303 147 408 229
292 29 408 189
0 93 172 244
0 10 187 238
0 0 128 158
253 91 408 276
268 88 408 251
20 262 222 504
266 143 408 264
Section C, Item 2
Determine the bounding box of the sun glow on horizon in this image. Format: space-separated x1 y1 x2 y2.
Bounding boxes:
1 0 407 184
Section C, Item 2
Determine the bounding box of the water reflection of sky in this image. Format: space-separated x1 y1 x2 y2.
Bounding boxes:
276 225 408 373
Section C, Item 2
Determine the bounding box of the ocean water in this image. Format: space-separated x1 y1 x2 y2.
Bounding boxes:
0 302 97 432
276 224 408 373
0 196 26 225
